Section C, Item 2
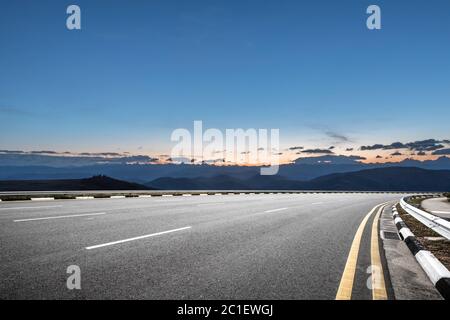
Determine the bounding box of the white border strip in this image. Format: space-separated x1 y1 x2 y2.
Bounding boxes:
415 250 450 285
31 197 54 201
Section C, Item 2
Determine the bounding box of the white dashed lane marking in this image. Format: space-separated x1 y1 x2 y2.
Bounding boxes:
14 212 106 222
85 226 192 250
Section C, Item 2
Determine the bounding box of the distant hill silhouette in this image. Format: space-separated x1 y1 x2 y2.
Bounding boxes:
146 175 250 190
146 167 450 191
0 175 151 191
305 167 450 191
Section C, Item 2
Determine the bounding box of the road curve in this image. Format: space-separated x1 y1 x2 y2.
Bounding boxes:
0 193 405 299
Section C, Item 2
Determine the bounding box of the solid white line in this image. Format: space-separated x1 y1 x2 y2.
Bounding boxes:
264 207 288 213
85 226 192 250
76 196 94 200
138 195 152 198
111 196 125 199
162 194 173 197
14 212 106 222
0 205 62 211
182 194 192 197
431 210 450 214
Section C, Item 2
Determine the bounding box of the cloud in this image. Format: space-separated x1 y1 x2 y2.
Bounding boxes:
75 152 126 157
360 139 448 151
361 142 405 150
432 148 450 155
407 139 446 151
390 151 403 156
349 155 367 160
346 148 353 151
0 150 158 166
325 131 349 142
329 146 335 150
30 150 62 155
360 144 385 151
98 152 123 156
294 155 365 165
203 158 225 164
167 157 191 164
423 144 445 151
301 149 334 154
0 150 25 154
288 146 303 151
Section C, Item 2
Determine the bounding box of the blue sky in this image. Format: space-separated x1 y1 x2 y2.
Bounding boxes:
0 0 449 161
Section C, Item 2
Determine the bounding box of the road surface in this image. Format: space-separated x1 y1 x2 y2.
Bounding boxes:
421 197 450 220
0 193 406 299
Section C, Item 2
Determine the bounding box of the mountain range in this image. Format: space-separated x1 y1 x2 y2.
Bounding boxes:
146 167 450 191
1 155 450 184
0 167 448 192
0 155 449 191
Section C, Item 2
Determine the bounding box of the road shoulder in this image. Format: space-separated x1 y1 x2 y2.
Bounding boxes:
380 204 442 299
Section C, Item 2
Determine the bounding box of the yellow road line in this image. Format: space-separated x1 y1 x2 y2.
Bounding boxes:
370 205 388 300
335 202 386 300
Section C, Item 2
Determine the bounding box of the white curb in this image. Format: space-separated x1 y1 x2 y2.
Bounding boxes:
31 197 55 201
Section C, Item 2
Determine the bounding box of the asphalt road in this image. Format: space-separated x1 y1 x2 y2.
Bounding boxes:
421 197 450 220
0 193 406 299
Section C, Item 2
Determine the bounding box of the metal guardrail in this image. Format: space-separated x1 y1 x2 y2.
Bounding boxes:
400 197 450 240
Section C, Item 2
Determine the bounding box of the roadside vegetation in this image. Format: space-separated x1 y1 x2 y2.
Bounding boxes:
396 203 450 270
444 192 450 202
